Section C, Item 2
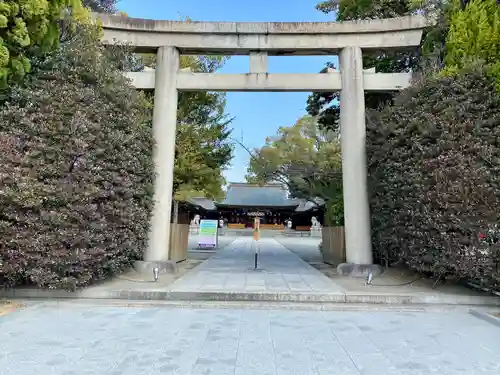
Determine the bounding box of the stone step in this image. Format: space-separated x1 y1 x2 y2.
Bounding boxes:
4 288 500 307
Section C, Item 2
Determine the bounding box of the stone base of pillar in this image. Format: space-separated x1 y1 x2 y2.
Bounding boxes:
133 260 178 276
310 227 322 238
336 263 383 278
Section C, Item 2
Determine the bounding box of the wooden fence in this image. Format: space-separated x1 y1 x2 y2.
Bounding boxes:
321 226 346 265
169 223 189 262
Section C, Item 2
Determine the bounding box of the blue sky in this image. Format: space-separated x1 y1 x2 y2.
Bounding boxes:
118 0 337 183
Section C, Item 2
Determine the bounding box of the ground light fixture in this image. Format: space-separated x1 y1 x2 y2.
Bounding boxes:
366 271 373 286
153 267 159 282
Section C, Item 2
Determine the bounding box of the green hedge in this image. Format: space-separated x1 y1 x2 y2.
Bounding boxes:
367 66 500 289
0 28 154 290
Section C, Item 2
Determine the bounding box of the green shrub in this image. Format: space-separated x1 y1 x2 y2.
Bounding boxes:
367 66 500 289
0 26 154 290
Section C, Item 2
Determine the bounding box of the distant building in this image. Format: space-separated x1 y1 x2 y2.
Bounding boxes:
187 183 324 230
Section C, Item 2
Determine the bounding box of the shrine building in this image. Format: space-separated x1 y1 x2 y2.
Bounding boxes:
188 183 323 231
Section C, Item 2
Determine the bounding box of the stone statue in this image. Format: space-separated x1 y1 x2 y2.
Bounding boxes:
311 216 321 228
190 214 200 226
310 216 322 238
287 219 292 229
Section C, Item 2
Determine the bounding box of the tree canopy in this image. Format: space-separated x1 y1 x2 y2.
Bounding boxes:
308 0 497 131
174 55 233 201
246 115 343 225
316 0 413 19
113 14 234 202
82 0 117 13
0 0 89 88
308 0 416 132
444 0 500 88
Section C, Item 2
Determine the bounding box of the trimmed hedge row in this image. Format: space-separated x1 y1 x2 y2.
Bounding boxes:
0 29 154 290
367 67 500 289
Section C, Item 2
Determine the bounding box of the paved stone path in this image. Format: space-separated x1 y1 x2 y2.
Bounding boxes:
1 302 499 375
275 237 323 263
170 237 344 293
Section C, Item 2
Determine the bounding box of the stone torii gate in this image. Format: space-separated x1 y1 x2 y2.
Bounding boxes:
96 13 428 272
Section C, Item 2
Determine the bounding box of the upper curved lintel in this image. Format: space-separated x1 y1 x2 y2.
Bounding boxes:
93 13 431 35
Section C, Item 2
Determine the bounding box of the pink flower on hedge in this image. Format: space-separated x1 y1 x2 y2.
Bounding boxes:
478 232 487 240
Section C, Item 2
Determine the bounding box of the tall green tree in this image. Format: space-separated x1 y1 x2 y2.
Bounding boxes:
308 0 417 132
136 54 233 202
316 0 412 19
411 0 500 83
246 115 344 225
107 13 234 201
444 0 500 87
174 55 233 201
82 0 117 13
0 0 89 88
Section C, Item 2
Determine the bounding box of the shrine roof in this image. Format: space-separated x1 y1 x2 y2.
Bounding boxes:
293 197 325 212
185 184 326 211
187 197 217 211
216 183 297 208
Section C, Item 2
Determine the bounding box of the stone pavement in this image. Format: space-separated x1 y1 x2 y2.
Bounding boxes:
169 237 345 294
275 236 323 263
1 301 499 375
3 236 500 306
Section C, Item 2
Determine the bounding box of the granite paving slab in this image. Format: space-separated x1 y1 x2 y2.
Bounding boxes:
1 302 499 375
168 237 345 294
2 236 500 306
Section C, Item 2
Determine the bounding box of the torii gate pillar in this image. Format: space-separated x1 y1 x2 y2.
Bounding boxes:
339 46 373 267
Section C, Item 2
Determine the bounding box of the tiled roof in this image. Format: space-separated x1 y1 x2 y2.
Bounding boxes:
217 183 297 207
187 197 217 211
293 197 325 212
185 184 325 212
